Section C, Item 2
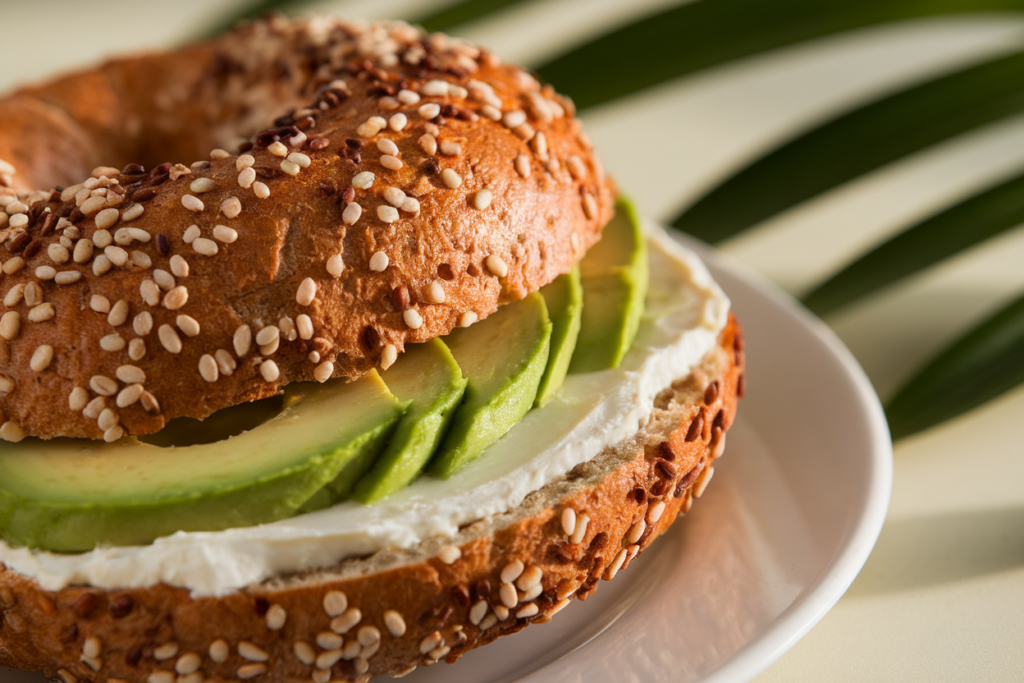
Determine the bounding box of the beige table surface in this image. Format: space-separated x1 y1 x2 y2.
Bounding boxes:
2 1 1024 680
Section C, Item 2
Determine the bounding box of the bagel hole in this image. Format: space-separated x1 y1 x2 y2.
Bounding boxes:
139 394 285 448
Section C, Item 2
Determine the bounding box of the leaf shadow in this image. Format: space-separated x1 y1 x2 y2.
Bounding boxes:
845 506 1024 599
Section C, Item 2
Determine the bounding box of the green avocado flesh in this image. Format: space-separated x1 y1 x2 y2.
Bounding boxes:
428 292 553 479
569 198 649 373
0 198 652 552
352 339 467 504
535 265 584 407
0 372 402 552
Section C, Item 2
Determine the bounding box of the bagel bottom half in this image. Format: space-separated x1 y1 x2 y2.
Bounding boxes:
0 315 744 683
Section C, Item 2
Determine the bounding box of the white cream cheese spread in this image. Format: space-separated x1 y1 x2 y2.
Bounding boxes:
0 224 729 596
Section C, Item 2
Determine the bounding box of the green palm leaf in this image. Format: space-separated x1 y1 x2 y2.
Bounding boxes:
416 0 532 33
803 171 1024 316
886 293 1024 439
674 49 1024 244
535 0 1024 112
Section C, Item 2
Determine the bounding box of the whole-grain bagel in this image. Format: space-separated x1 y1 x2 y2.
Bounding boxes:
0 313 743 683
0 16 614 440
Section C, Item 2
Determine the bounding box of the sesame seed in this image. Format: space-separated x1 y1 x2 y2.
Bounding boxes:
389 113 408 132
384 187 406 207
158 325 182 353
280 159 301 176
352 171 375 189
99 334 126 352
181 195 204 212
485 254 508 277
175 653 201 676
383 610 406 637
162 286 188 310
233 325 251 356
561 508 576 536
152 270 175 291
501 560 524 584
255 326 279 347
238 641 268 663
567 155 587 179
426 281 446 303
116 365 145 384
514 154 531 178
470 600 488 626
606 548 628 581
216 197 241 221
295 277 317 306
381 343 397 370
117 383 144 409
419 632 442 655
418 103 440 120
441 168 462 189
253 181 270 199
403 308 423 329
358 625 381 647
287 152 311 168
183 225 200 244
90 375 118 397
82 397 105 420
260 359 280 382
503 110 527 128
309 350 321 363
417 134 438 157
439 140 462 156
316 649 344 670
2 257 24 274
238 167 256 188
0 421 25 443
397 89 420 105
570 513 590 544
626 519 646 544
79 195 106 216
55 271 81 285
582 192 597 220
330 607 361 635
236 155 255 171
2 284 23 307
323 591 348 617
516 566 543 591
27 302 55 323
694 465 715 498
48 243 69 264
92 254 112 276
294 642 316 666
647 501 666 524
264 604 286 631
122 203 144 221
140 279 160 306
69 387 88 411
380 154 403 171
35 266 56 280
209 640 229 664
268 141 288 157
313 360 334 383
516 604 539 619
128 339 146 361
170 255 189 277
326 253 345 277
176 315 200 338
532 132 548 160
82 637 101 659
30 345 53 372
438 545 461 564
376 139 399 157
369 251 389 271
214 349 236 375
107 299 129 326
356 116 386 137
192 237 218 256
499 583 518 609
237 664 266 680
422 80 449 96
212 225 237 243
459 311 477 328
104 246 128 267
22 283 39 308
90 295 110 313
472 189 492 210
189 178 216 195
296 314 313 340
317 632 343 650
131 250 151 269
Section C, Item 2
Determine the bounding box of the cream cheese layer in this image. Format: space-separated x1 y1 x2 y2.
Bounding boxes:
0 224 729 596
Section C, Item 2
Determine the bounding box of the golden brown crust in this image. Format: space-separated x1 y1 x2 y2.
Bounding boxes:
0 318 742 683
0 16 614 440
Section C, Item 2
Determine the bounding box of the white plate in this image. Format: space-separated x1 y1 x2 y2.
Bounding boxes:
1 230 892 683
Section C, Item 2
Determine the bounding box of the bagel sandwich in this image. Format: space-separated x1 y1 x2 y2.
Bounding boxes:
0 15 744 682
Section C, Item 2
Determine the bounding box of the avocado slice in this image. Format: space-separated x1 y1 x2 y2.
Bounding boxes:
535 265 583 406
351 339 467 503
0 371 403 552
428 292 552 478
569 197 649 373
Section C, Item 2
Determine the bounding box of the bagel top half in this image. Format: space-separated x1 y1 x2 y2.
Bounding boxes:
0 16 615 441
